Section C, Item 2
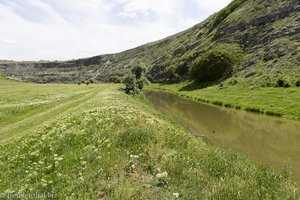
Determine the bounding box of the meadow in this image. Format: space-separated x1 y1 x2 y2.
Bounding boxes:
0 77 299 199
147 82 300 120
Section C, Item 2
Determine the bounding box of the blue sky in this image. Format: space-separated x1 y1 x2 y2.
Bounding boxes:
0 0 231 61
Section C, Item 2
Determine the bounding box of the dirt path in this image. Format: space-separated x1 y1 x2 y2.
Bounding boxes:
0 89 98 143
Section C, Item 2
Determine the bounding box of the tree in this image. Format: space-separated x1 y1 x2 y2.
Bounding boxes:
124 73 138 95
131 62 146 79
124 62 148 96
190 43 243 83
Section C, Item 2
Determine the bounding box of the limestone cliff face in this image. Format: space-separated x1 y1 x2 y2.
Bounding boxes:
0 0 299 83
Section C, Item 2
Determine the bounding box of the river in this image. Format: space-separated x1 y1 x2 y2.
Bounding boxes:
145 90 300 184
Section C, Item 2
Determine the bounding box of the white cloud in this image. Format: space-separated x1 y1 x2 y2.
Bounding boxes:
0 0 232 61
193 0 231 13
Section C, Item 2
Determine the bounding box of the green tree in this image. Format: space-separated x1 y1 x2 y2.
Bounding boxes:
190 44 243 83
124 73 138 95
131 62 146 79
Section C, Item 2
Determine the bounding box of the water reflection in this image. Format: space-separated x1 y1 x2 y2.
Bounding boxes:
145 91 300 184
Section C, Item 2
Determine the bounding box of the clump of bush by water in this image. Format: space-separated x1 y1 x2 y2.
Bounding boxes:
124 61 149 95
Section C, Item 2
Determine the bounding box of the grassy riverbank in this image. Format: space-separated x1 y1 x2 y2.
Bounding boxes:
147 82 300 120
0 79 299 199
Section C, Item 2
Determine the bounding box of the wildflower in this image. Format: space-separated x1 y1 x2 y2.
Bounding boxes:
172 193 180 198
81 161 87 165
42 183 47 187
130 154 140 159
156 171 168 178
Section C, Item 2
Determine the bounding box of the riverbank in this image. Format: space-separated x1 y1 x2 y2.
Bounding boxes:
146 82 300 120
0 80 299 199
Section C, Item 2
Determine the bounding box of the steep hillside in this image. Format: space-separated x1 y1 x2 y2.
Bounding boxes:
0 0 299 84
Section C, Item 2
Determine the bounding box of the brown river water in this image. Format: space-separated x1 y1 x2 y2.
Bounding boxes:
145 90 300 184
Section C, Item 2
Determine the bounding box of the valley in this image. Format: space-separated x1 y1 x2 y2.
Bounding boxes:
0 77 299 199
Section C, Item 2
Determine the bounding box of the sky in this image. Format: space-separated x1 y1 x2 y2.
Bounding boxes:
0 0 231 61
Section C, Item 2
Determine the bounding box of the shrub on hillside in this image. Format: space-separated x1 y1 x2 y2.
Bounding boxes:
189 44 243 83
164 65 177 78
276 78 291 88
164 64 182 83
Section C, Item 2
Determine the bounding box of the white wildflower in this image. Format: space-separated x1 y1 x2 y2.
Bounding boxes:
81 161 87 165
172 193 180 198
156 171 168 178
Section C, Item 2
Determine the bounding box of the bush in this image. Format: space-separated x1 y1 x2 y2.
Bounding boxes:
137 79 144 90
164 64 182 83
109 75 122 83
124 62 147 95
295 80 300 87
276 78 291 88
124 73 138 95
131 62 146 79
190 44 243 83
164 65 176 78
175 61 188 76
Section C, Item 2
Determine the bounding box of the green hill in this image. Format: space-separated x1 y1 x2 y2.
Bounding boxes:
0 0 299 85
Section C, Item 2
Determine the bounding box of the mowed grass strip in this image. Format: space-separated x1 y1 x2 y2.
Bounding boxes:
0 80 96 127
0 89 99 143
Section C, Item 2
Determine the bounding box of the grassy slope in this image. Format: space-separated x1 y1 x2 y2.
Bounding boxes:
0 80 299 199
147 83 300 120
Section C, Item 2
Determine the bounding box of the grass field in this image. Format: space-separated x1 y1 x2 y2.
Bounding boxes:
147 82 300 120
0 77 98 143
0 78 299 199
